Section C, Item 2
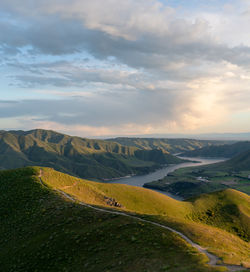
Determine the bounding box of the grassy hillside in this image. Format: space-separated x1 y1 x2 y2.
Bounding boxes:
145 150 250 198
180 141 250 158
220 150 250 172
0 129 184 180
107 137 228 154
0 167 235 272
39 167 250 268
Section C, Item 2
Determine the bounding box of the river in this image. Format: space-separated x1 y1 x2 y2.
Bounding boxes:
106 157 227 200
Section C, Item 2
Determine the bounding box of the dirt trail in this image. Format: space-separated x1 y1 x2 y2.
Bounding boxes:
39 177 246 272
60 181 77 190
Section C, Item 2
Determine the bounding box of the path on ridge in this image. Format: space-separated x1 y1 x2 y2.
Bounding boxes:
39 176 246 272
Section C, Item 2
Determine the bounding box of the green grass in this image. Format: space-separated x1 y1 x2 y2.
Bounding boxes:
146 180 228 200
0 167 232 272
145 157 250 198
39 167 250 268
233 185 250 194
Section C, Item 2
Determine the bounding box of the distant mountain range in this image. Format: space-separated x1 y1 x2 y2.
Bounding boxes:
107 137 227 154
0 129 231 180
0 129 189 180
181 141 250 158
98 132 250 141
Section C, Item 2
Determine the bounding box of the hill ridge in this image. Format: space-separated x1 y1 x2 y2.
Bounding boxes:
107 137 229 154
0 129 185 179
53 185 244 272
180 141 250 158
3 166 249 271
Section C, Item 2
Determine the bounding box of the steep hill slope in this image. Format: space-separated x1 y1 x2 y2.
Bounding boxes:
107 137 228 154
220 149 250 171
189 149 250 176
0 129 184 179
0 167 233 272
39 167 250 268
180 141 250 158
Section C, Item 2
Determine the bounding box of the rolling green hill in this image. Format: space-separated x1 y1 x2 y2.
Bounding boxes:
145 150 250 198
180 141 250 158
189 149 250 179
0 129 184 180
218 149 250 172
1 167 241 272
107 137 228 154
37 167 250 268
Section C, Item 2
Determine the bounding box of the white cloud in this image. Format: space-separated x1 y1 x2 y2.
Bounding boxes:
1 0 250 135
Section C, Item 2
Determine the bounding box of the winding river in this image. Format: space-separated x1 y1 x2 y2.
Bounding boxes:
107 157 227 200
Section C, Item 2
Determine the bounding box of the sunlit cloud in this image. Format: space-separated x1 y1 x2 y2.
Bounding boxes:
0 0 250 136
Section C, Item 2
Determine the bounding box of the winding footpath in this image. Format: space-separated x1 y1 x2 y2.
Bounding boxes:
39 176 246 272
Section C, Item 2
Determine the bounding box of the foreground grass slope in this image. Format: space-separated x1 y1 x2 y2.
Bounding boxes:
0 167 231 272
0 129 184 180
40 167 250 268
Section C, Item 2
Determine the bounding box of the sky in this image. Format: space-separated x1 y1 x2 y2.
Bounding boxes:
1 0 250 137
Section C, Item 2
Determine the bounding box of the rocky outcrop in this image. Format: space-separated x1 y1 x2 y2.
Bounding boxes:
104 196 122 207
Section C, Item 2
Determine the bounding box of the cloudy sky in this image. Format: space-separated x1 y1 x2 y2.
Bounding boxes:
1 0 250 137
